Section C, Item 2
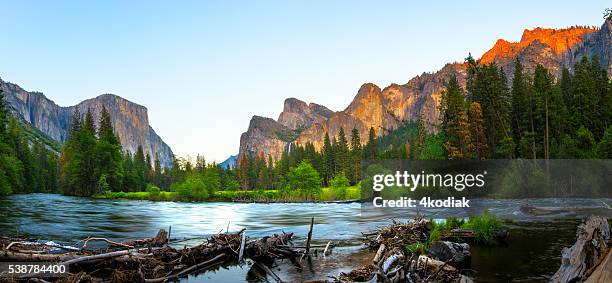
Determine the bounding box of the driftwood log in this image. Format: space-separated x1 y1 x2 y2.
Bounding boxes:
551 216 610 283
584 248 612 283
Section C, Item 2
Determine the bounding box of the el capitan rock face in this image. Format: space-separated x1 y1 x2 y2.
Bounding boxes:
1 80 174 167
239 19 612 161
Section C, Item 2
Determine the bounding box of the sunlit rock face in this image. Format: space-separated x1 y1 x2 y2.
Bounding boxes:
481 26 598 64
1 80 174 167
277 98 334 130
241 20 612 160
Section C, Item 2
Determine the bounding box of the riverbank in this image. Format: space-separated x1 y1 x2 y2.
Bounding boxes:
92 186 361 203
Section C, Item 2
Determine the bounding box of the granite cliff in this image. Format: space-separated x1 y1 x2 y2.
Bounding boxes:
240 19 612 161
1 80 174 167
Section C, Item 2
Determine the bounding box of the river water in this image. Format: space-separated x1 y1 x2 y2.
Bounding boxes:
1 194 610 282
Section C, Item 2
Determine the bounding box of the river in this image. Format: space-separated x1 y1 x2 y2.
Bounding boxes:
1 194 610 282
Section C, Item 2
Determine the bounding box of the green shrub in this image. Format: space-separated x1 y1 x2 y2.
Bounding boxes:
287 161 322 199
331 173 350 199
146 184 161 196
172 175 209 200
146 184 161 200
445 217 465 230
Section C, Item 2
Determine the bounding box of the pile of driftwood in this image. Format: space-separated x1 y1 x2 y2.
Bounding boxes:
337 217 473 283
551 215 611 283
0 219 327 283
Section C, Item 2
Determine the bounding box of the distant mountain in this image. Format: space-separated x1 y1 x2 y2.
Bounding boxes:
1 80 174 167
219 155 238 169
239 18 612 161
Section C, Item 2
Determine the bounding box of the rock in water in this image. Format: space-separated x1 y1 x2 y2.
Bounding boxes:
428 241 471 267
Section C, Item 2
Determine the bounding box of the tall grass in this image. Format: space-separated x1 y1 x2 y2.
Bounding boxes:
461 211 503 244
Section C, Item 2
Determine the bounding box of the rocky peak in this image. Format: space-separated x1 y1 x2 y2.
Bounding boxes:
308 102 334 118
481 26 598 64
344 83 382 113
277 98 333 130
239 115 294 161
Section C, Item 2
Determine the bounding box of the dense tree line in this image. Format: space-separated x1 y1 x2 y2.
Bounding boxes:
0 87 59 195
441 55 610 160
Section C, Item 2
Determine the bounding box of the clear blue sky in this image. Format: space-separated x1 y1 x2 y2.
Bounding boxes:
1 1 608 162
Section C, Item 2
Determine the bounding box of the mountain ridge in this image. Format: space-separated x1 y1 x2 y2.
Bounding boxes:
238 19 612 162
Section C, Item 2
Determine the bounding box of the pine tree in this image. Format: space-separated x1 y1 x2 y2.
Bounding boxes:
133 145 147 191
572 57 599 136
349 128 362 184
195 154 206 174
335 127 349 175
441 75 471 159
365 127 377 160
532 64 554 159
237 153 250 190
153 157 162 187
82 110 98 195
413 116 427 159
559 68 574 123
96 106 123 191
322 132 334 185
467 60 511 156
511 59 529 144
468 102 489 159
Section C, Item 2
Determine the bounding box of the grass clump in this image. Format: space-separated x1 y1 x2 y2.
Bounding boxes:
426 217 465 246
460 211 502 244
425 213 506 246
404 242 427 254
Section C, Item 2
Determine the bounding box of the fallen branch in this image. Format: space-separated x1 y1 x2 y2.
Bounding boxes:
62 250 133 265
255 261 283 283
0 250 78 262
81 237 134 250
305 217 314 254
144 253 227 283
